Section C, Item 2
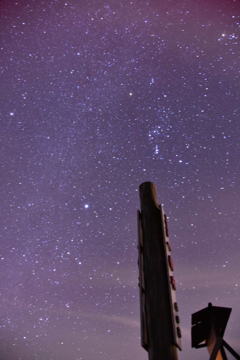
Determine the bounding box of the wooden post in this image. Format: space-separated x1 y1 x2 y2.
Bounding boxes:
138 182 181 360
208 330 225 360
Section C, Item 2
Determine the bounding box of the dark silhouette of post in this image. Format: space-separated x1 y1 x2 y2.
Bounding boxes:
192 303 240 360
138 182 181 360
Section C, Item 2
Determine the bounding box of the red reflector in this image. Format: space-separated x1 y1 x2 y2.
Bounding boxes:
175 315 180 324
166 241 172 252
168 255 174 272
176 327 182 338
170 276 176 290
174 302 179 312
164 214 169 237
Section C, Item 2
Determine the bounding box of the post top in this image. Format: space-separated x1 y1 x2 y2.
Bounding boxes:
139 182 159 210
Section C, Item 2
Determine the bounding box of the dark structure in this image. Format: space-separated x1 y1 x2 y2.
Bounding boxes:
137 182 181 360
192 303 240 360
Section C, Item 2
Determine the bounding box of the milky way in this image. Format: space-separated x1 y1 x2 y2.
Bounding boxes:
0 1 240 359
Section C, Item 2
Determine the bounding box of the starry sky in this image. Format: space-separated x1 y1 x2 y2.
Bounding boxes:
0 0 240 359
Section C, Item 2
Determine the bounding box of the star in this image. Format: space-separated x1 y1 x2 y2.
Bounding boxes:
0 1 239 359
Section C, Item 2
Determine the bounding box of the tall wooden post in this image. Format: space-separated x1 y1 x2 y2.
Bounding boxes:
138 182 181 360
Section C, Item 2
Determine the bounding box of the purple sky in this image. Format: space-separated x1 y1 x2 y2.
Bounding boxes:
0 0 240 359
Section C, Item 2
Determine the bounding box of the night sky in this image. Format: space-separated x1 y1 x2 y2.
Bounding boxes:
0 0 240 359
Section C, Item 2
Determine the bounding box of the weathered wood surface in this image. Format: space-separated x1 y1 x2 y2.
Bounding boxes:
138 182 181 360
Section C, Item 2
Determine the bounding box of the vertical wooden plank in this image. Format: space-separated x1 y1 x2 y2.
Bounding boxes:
138 182 181 360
